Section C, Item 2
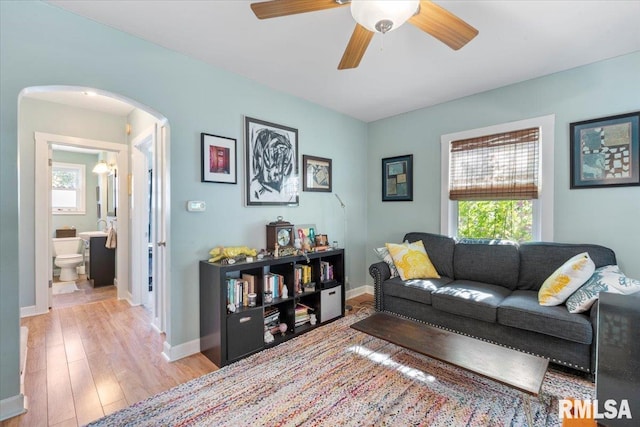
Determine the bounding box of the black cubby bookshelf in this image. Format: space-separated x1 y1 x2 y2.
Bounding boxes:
199 249 345 367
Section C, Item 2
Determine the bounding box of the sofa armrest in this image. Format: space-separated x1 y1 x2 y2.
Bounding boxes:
369 261 391 311
589 299 600 375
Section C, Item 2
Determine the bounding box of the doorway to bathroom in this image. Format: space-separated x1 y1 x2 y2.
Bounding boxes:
21 86 170 338
50 144 119 309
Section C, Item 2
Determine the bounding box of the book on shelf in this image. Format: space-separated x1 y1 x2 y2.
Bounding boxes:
294 302 313 326
242 273 255 295
264 273 285 299
320 261 334 282
264 307 280 330
295 314 310 326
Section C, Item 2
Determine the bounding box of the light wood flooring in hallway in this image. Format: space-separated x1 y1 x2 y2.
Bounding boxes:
3 292 374 426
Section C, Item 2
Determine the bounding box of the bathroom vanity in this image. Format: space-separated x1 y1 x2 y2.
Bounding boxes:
79 232 115 287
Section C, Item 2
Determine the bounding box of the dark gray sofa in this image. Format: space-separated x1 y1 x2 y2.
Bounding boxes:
369 232 617 374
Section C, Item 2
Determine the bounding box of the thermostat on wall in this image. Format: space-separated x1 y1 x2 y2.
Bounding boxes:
187 201 206 212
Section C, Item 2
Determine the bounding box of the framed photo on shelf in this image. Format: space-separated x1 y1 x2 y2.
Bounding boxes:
570 111 640 189
302 155 332 192
245 116 299 206
201 133 237 184
382 154 413 201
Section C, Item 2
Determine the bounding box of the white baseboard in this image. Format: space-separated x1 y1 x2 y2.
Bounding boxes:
162 338 201 362
20 305 48 318
0 394 26 422
346 284 373 300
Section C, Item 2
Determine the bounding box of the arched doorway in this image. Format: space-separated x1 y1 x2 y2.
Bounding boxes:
18 85 171 338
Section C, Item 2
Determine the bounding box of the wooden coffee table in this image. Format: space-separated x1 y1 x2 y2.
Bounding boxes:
351 312 549 426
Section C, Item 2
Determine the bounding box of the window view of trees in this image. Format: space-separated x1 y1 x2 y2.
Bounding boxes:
457 200 533 242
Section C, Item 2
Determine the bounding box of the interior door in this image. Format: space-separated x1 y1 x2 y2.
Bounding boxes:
152 124 169 333
47 143 53 308
132 128 154 308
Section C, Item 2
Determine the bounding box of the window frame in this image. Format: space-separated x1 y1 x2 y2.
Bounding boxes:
440 115 555 241
52 161 86 215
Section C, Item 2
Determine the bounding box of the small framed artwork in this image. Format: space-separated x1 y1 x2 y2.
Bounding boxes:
570 111 640 189
302 155 332 192
245 116 299 206
382 154 413 201
201 133 237 184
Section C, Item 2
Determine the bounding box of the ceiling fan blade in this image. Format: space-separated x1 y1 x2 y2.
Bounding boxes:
251 0 347 20
408 0 478 50
338 24 374 70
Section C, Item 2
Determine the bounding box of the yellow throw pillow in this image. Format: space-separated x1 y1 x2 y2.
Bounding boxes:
386 241 440 281
538 252 595 306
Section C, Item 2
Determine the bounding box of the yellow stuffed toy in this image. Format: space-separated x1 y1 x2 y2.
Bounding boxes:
209 246 258 263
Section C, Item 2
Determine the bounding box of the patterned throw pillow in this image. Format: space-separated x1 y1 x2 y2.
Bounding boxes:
566 265 640 313
373 246 399 278
386 241 440 281
538 252 595 306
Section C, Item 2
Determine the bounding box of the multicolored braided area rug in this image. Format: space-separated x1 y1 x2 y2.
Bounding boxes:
88 312 594 426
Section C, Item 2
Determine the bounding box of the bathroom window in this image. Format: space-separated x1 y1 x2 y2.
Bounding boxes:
52 162 86 214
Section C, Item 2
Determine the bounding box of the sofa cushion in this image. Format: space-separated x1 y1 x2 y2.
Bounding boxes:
498 290 593 344
453 242 520 289
404 232 455 279
386 241 440 280
382 276 453 305
566 265 640 313
431 280 512 323
517 242 617 290
373 246 399 278
538 252 595 306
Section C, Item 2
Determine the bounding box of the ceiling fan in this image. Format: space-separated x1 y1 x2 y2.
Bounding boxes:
250 0 478 70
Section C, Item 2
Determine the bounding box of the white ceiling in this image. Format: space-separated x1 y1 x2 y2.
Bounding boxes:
47 0 640 123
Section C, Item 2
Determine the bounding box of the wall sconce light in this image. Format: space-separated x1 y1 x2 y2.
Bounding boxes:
92 160 111 174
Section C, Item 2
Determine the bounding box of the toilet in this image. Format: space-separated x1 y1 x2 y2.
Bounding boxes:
52 237 84 281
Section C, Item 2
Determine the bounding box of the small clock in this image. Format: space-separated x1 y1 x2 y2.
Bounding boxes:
266 217 294 251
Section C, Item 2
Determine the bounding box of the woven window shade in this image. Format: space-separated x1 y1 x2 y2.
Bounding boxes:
449 127 540 200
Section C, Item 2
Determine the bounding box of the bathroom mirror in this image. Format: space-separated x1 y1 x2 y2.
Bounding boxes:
107 170 117 216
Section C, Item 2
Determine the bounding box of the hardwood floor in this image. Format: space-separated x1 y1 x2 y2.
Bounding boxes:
51 275 116 309
3 291 373 426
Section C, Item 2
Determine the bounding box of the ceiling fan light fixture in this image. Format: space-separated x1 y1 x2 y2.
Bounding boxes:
350 0 419 34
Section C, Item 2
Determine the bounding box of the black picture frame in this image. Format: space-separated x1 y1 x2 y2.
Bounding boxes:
245 116 299 206
382 154 413 201
302 155 332 192
570 111 640 189
201 133 237 184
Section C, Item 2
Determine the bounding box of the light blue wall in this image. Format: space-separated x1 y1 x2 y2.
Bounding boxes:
1 0 368 403
367 52 640 281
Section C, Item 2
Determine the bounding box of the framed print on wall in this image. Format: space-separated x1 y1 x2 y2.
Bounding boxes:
382 154 413 201
245 116 299 206
302 155 332 192
201 133 237 184
570 111 640 189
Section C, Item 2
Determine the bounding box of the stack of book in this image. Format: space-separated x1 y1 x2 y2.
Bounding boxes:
264 272 285 299
320 261 334 282
226 273 256 308
264 307 280 334
294 265 313 293
295 303 313 327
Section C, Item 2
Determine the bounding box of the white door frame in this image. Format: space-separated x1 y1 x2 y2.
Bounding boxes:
131 127 154 308
34 132 129 312
129 124 169 335
156 124 170 336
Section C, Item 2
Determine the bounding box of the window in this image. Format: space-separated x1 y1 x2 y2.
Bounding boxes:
441 115 555 241
52 162 86 214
